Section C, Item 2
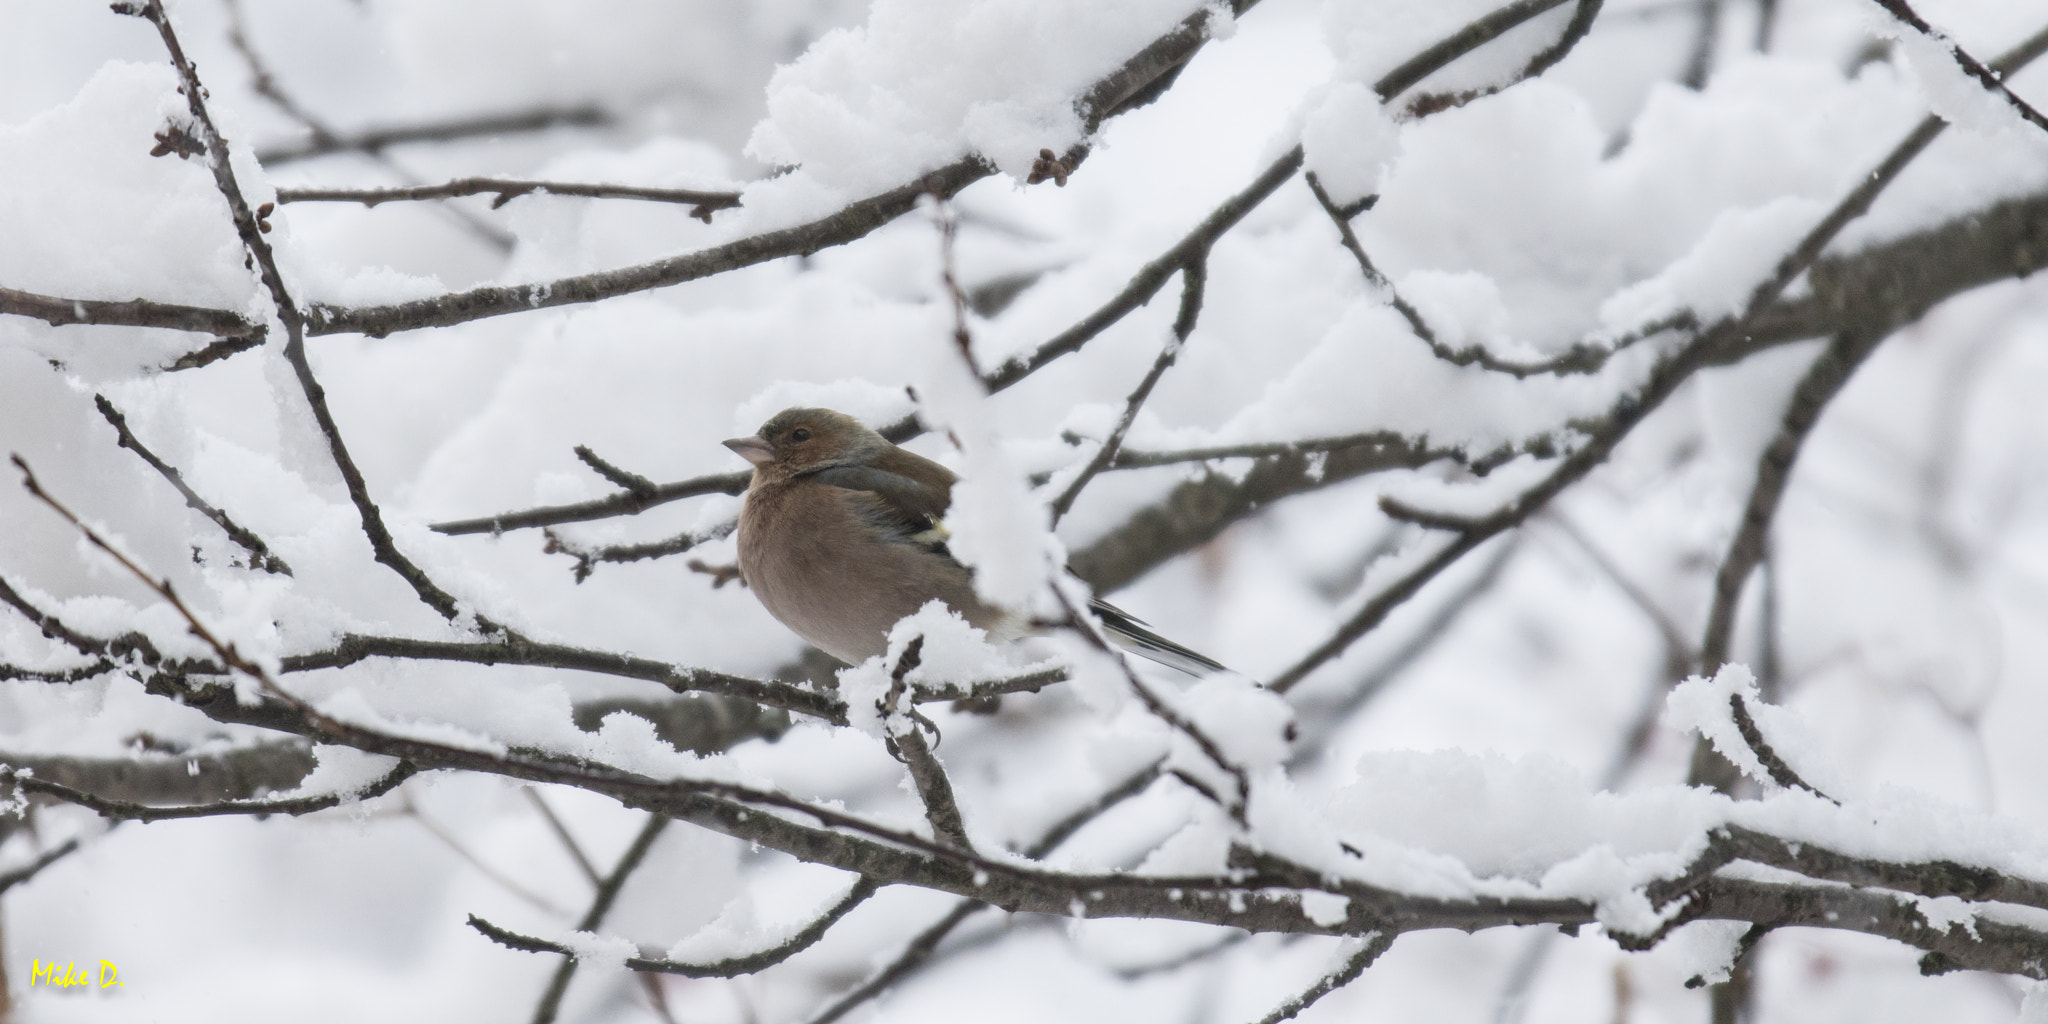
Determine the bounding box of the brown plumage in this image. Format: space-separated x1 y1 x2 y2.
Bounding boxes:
726 407 1228 676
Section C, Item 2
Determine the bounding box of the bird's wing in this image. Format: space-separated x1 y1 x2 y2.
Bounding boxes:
1089 596 1231 677
813 461 1230 677
809 464 954 553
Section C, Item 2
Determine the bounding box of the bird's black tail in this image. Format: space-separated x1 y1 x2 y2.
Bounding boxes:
1088 597 1231 677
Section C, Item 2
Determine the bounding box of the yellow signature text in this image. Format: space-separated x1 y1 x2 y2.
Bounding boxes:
28 959 120 989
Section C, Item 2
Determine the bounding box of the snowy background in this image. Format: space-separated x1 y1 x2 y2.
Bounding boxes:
5 0 2048 1021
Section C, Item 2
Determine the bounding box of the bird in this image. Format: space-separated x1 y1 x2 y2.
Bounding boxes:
724 407 1230 677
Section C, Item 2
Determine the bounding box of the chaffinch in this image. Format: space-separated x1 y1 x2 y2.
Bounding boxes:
725 407 1228 676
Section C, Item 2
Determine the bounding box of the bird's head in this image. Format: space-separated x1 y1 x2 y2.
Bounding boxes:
724 407 884 479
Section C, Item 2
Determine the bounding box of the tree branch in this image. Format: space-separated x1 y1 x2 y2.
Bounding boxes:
528 812 671 1024
1049 258 1207 525
472 876 883 980
0 833 92 895
1250 932 1396 1024
544 521 736 583
881 638 972 850
1262 24 2048 693
278 178 741 221
304 1 1264 340
0 285 265 342
3 759 416 821
254 105 616 165
1689 331 1883 792
1869 0 2048 136
119 0 474 622
94 394 290 575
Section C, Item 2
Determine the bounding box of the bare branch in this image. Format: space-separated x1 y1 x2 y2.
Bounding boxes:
801 760 1166 1024
94 394 290 575
1263 24 2048 693
435 470 749 536
472 876 883 979
1404 0 1606 116
544 521 738 583
1250 932 1396 1024
882 637 972 850
278 178 741 221
1050 584 1249 823
571 445 659 497
255 105 616 165
968 147 1302 404
0 284 264 341
0 833 92 894
1869 0 2048 136
304 1 1263 340
524 787 602 886
1049 259 1207 524
120 0 473 622
2 759 416 821
84 626 2048 984
1681 0 1722 90
1290 536 1521 753
277 632 840 721
1727 693 1834 800
1375 0 1573 101
529 812 671 1024
1304 170 1438 341
0 742 316 807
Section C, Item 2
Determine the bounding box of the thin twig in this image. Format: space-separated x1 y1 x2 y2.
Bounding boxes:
0 833 91 894
525 788 602 885
1698 332 1882 672
1727 693 1835 800
1303 171 1437 342
1249 932 1396 1024
1687 331 1882 793
400 793 576 918
255 105 616 165
1049 259 1207 525
572 445 658 497
529 812 672 1024
933 199 981 377
94 394 290 575
882 638 973 850
1869 0 2048 136
1290 535 1521 757
276 632 829 721
430 0 1635 544
472 876 882 980
119 0 475 623
1050 583 1249 823
278 178 741 221
1266 24 2048 693
1403 0 1605 115
432 471 749 536
2 760 416 822
544 521 738 584
970 150 1300 405
305 1 1260 340
799 760 1166 1024
12 454 272 682
220 0 515 252
1111 932 1250 979
1682 0 1722 89
0 285 265 342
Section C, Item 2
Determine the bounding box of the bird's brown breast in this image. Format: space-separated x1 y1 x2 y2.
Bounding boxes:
737 476 1006 664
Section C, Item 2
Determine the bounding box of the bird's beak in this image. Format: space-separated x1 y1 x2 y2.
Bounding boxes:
723 436 774 466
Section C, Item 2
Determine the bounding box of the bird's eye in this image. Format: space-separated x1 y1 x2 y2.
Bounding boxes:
791 428 812 442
